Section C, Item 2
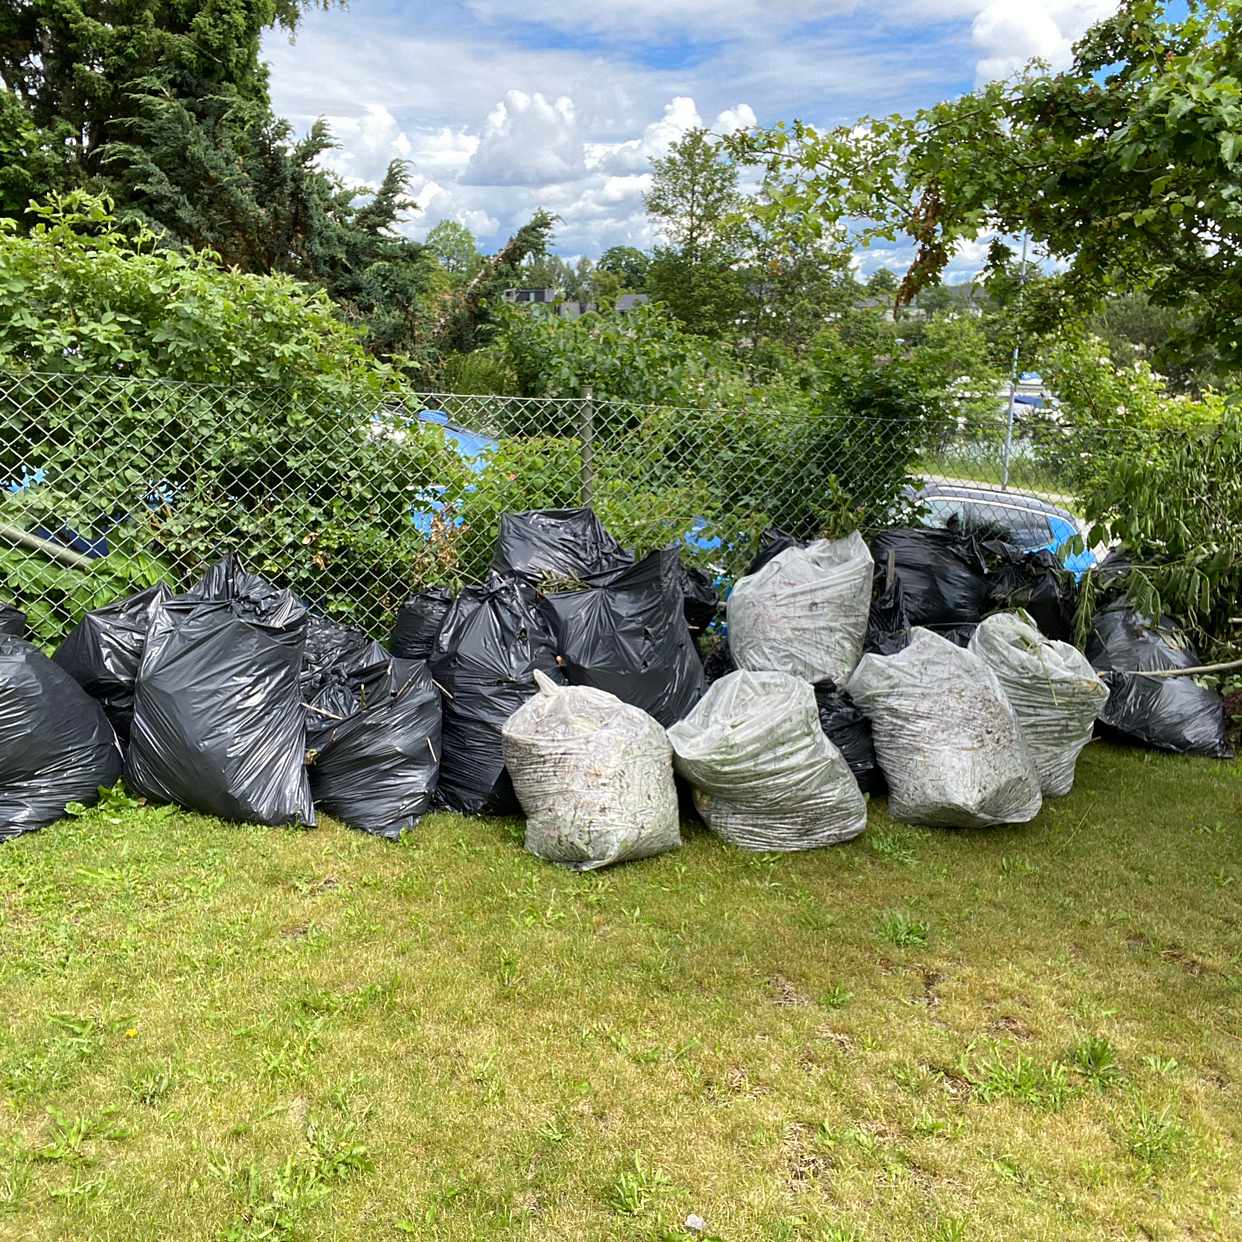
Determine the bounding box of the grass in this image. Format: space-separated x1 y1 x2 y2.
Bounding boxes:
0 742 1239 1241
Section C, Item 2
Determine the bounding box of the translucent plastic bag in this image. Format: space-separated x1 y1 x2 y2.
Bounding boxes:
502 671 679 870
969 611 1108 796
727 533 873 684
847 627 1042 828
667 670 867 851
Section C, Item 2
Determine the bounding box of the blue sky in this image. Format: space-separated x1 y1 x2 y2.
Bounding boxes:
263 0 1119 275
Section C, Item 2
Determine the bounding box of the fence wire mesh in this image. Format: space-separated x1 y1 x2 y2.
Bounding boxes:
0 371 1125 643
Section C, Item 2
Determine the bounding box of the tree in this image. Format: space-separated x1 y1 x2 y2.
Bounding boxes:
1085 292 1228 394
0 0 327 166
98 90 435 360
865 268 898 297
597 245 650 291
425 220 482 284
0 0 442 361
736 1 1242 370
645 128 749 334
428 210 557 354
0 88 78 219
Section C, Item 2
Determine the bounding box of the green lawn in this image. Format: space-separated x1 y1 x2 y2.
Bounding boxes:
1 743 1240 1242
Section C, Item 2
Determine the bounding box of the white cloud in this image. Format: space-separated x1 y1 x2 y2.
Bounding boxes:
971 0 1117 83
461 90 588 186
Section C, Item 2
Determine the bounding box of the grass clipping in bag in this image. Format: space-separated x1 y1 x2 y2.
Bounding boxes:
502 671 680 870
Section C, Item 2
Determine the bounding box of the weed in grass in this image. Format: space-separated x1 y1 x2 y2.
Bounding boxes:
260 1018 324 1082
870 831 917 866
33 1107 129 1162
820 1225 867 1242
1142 1054 1180 1077
990 1154 1035 1189
962 1048 1071 1110
304 1121 374 1184
129 1059 175 1106
1123 1105 1188 1171
930 1218 969 1242
820 983 854 1009
892 1059 933 1095
0 1147 30 1213
1070 1035 1125 1088
46 1175 106 1202
495 950 522 990
536 1120 568 1144
217 1121 372 1241
878 909 930 949
912 1111 950 1138
1000 854 1039 877
606 1153 670 1216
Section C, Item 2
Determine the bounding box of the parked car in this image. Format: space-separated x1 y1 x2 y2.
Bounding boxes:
907 479 1097 574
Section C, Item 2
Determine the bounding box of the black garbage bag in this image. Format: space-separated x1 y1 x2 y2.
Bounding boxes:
868 529 991 628
187 555 369 694
680 564 719 634
1 638 123 840
746 527 803 577
985 543 1077 642
390 587 454 661
1086 605 1233 759
430 575 566 814
126 593 315 825
927 621 979 648
542 547 705 726
701 638 736 686
301 613 371 692
185 553 291 617
53 584 171 743
492 508 634 584
306 641 441 839
814 680 885 795
865 562 912 656
0 605 25 638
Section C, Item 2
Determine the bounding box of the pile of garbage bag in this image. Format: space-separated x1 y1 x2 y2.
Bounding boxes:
1087 604 1233 759
4 503 1236 857
728 534 873 684
503 670 680 870
848 627 1043 827
668 670 867 851
868 529 991 642
814 680 884 795
1 637 123 839
865 528 1077 650
493 507 634 583
306 640 441 838
969 611 1108 796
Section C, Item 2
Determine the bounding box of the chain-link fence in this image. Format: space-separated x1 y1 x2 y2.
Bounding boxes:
0 370 1120 643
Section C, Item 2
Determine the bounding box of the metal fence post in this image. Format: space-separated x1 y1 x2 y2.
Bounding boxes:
1001 230 1031 491
579 386 594 507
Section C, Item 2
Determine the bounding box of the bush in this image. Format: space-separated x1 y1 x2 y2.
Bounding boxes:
1040 338 1240 648
0 194 467 635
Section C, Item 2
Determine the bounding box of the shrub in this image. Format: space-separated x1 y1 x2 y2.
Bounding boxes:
0 194 467 634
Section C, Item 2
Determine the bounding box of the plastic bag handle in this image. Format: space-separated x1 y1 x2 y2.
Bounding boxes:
532 668 561 696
